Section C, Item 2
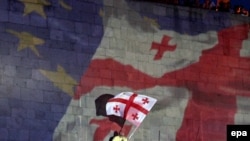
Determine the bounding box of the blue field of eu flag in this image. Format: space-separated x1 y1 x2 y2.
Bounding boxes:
0 0 104 140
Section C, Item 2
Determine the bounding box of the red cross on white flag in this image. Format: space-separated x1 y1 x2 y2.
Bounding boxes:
106 92 157 127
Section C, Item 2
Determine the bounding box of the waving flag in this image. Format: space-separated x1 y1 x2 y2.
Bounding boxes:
106 92 157 127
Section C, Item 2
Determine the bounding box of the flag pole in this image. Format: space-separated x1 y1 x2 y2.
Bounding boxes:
128 125 140 140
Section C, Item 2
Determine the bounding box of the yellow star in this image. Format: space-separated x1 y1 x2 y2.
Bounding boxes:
39 65 78 97
6 29 44 57
19 0 50 19
143 16 160 29
59 0 72 11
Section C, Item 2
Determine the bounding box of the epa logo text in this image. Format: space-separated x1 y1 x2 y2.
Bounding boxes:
227 125 250 141
231 131 247 138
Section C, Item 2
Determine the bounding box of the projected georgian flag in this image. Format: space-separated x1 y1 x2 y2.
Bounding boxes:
106 92 157 127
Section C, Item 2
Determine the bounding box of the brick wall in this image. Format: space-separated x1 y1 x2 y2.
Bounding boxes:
0 0 250 141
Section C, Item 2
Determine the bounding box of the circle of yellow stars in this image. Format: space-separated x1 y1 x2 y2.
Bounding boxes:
6 0 77 97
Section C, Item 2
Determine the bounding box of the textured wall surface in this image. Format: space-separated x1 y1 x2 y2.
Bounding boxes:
0 0 250 141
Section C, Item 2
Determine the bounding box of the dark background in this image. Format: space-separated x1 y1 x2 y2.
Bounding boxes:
133 0 250 10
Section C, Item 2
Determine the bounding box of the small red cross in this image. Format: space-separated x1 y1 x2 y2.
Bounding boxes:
132 113 139 120
151 35 176 60
113 105 120 113
142 97 149 104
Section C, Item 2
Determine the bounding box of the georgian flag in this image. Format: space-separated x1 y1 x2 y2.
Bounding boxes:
106 92 157 127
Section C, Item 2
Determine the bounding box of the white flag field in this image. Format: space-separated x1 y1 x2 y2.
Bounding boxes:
106 92 157 127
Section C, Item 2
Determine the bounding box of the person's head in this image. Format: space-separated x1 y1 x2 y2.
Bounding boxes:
112 136 128 141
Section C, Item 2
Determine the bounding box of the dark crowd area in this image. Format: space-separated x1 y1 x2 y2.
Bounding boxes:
134 0 250 17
